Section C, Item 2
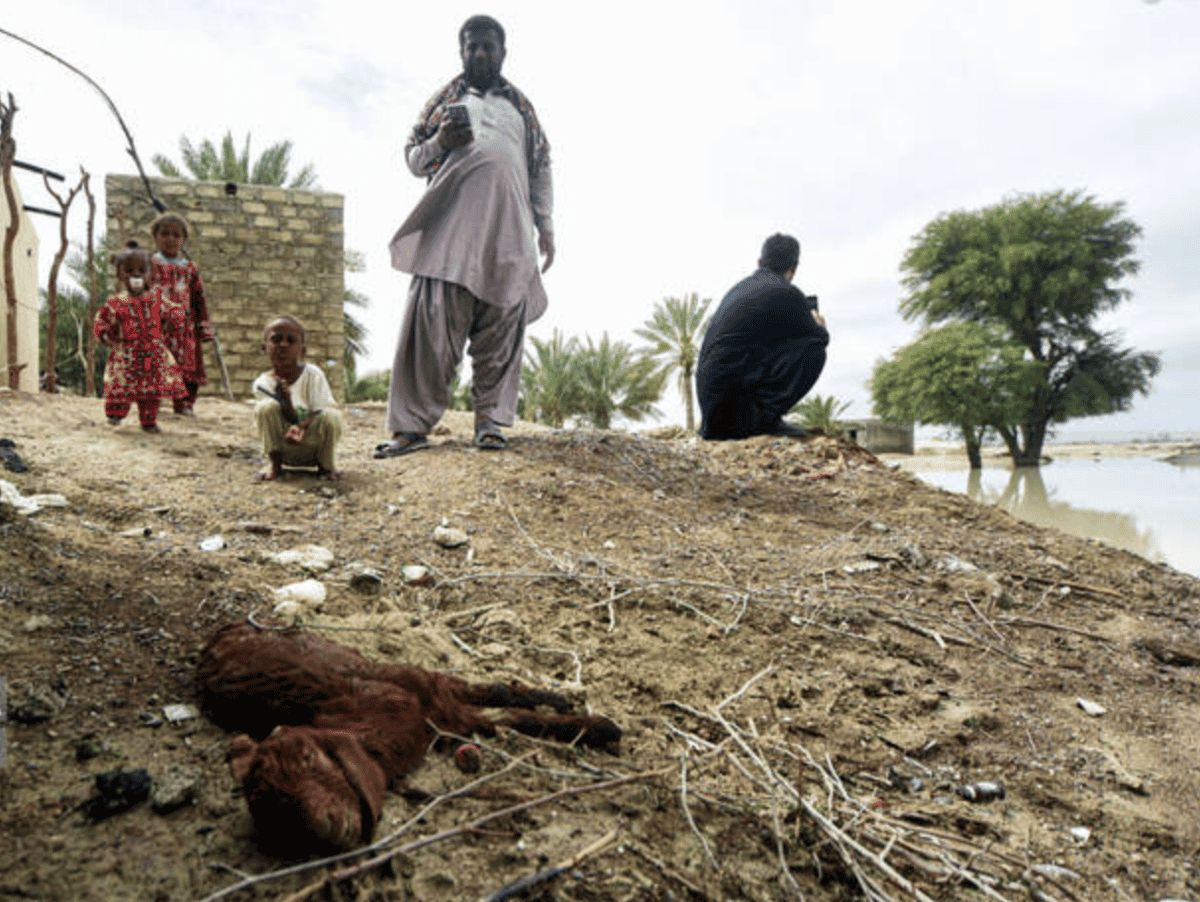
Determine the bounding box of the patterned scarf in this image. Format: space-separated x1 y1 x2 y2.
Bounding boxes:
405 74 550 181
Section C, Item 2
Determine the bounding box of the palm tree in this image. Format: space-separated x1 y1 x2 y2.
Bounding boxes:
521 329 581 426
152 131 317 188
575 333 666 430
634 293 711 432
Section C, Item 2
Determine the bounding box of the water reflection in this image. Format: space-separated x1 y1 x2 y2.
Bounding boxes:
963 467 1156 560
907 456 1200 577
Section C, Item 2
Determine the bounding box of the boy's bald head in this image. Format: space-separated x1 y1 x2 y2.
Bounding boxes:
264 314 306 343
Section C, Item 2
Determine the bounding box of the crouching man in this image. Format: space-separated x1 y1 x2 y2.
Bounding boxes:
696 233 829 440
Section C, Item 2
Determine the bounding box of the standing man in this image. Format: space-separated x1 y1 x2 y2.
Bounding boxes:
695 234 828 440
376 14 554 457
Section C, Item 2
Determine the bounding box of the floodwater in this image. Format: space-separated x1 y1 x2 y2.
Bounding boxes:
905 454 1200 578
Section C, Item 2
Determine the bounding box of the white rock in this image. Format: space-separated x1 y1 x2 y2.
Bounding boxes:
198 535 226 552
433 525 469 548
268 544 335 572
1076 697 1106 717
272 578 327 609
401 565 433 585
23 615 54 632
1070 826 1092 843
602 540 616 549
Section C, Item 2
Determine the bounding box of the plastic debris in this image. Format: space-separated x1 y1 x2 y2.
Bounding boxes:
956 781 1006 802
162 703 199 724
198 535 226 552
0 479 68 516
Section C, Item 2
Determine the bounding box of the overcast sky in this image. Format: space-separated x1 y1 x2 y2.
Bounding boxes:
5 0 1199 439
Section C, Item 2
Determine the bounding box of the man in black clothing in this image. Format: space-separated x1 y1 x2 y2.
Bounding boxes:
696 234 828 440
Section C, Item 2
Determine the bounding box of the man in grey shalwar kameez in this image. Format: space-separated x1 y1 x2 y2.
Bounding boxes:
375 14 554 457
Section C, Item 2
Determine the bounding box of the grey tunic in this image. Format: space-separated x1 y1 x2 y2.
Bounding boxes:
384 88 552 435
388 88 550 322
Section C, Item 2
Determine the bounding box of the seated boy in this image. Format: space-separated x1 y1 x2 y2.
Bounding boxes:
253 315 342 481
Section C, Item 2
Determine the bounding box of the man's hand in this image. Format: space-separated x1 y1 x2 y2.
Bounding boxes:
539 230 555 272
436 112 473 150
284 424 306 445
812 310 826 328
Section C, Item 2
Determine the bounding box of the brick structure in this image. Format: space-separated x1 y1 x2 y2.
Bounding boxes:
105 175 345 399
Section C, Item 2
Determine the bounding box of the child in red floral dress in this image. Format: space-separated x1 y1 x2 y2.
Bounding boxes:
149 212 214 415
93 243 187 433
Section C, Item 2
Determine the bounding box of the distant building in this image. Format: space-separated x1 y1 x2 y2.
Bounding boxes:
846 418 913 454
0 178 40 392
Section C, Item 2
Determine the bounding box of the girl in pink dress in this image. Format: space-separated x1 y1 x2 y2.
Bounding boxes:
149 212 214 415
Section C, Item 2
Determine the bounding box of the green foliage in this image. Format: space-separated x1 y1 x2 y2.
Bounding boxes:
521 329 582 427
871 322 1041 466
789 394 852 437
448 370 473 412
899 189 1159 464
152 131 317 188
634 293 711 432
344 369 390 403
39 286 107 395
575 333 666 430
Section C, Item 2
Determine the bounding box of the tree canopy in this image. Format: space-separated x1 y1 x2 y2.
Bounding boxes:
899 190 1160 465
153 131 317 189
871 322 1039 468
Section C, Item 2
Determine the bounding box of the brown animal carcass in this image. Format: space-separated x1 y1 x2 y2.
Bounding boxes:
198 621 620 853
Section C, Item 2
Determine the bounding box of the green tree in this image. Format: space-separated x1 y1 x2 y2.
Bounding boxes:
39 285 107 394
871 322 1041 468
341 250 369 387
521 329 581 427
634 293 711 433
900 189 1160 465
575 333 666 430
152 131 317 188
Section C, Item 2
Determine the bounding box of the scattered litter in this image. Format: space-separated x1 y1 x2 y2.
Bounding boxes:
162 703 199 724
0 480 68 516
936 553 978 573
886 764 925 793
198 535 226 552
1029 863 1081 881
1070 826 1092 843
956 781 1005 803
433 524 469 548
0 438 28 473
83 768 152 821
843 560 882 574
1076 697 1106 717
119 526 154 539
267 544 335 572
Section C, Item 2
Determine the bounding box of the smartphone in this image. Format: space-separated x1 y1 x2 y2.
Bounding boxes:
446 104 470 127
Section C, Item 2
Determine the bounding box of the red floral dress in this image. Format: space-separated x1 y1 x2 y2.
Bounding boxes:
93 290 187 402
150 254 213 386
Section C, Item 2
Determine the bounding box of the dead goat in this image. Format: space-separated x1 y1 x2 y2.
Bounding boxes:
197 620 620 854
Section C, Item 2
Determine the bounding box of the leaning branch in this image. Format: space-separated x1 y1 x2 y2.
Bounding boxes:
0 27 166 212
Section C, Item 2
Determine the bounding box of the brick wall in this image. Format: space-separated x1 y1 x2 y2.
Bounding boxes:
105 175 345 399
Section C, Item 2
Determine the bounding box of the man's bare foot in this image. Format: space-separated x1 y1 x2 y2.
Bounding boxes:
316 468 342 481
255 468 282 482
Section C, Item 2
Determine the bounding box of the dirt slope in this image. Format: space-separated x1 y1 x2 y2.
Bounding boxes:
1 391 1198 902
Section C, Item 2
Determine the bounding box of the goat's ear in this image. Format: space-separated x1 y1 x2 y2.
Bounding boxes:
227 735 259 784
